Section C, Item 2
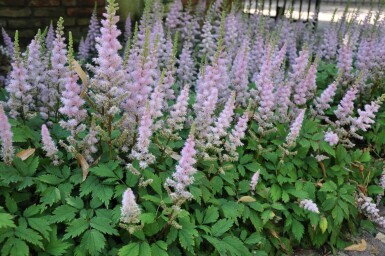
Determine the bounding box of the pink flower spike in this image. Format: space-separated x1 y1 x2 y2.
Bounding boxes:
0 105 14 165
120 188 141 224
250 170 260 193
41 124 58 158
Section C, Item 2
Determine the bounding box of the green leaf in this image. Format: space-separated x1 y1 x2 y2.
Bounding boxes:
210 176 223 194
270 184 281 202
140 213 156 224
95 185 114 207
80 230 106 256
45 239 71 256
211 219 233 237
368 185 383 195
203 206 219 224
286 189 308 199
140 242 151 255
28 217 52 240
151 241 168 256
51 205 77 223
322 197 337 211
15 226 43 249
245 233 263 245
222 236 252 256
66 196 84 209
37 174 63 185
90 217 119 235
178 217 198 252
0 213 15 228
291 219 304 241
319 217 328 234
2 238 29 256
41 187 61 206
63 218 89 239
119 243 139 256
90 163 119 179
320 181 337 193
244 162 261 172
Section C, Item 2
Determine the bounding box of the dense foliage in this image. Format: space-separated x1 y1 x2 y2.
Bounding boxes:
1 0 385 255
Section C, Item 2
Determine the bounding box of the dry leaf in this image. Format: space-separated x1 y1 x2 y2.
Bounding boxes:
238 196 256 203
73 60 88 98
344 239 367 251
376 233 385 244
16 148 35 160
77 154 89 182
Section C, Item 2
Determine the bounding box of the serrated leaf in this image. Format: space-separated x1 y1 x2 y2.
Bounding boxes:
15 226 43 249
90 163 118 179
211 219 233 237
291 219 304 241
63 218 89 239
37 174 63 185
139 213 155 224
45 238 71 256
80 230 106 256
222 236 252 256
90 217 118 235
95 185 114 207
51 205 77 223
2 238 29 256
203 206 219 224
0 213 15 228
320 181 337 192
140 242 151 255
151 241 168 256
66 197 84 209
238 196 256 203
41 187 61 206
119 243 139 256
28 217 52 240
178 218 198 252
270 184 281 201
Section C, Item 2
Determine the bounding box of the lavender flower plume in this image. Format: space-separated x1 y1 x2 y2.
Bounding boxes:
250 170 260 193
1 28 13 57
59 32 87 133
120 188 141 224
337 36 353 85
165 0 182 31
313 81 338 116
6 31 33 119
91 0 125 114
41 124 59 165
165 131 197 204
286 109 306 147
0 105 14 165
149 71 165 122
334 87 358 126
350 101 380 133
86 4 100 53
130 105 155 169
78 36 90 61
358 193 385 229
209 92 236 146
44 18 68 120
324 131 339 146
300 199 320 213
231 40 250 106
124 14 132 42
224 111 250 161
199 18 216 60
177 39 195 87
293 62 318 106
45 21 55 52
167 85 189 132
27 32 47 113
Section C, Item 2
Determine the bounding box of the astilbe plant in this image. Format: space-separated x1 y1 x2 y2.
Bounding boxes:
1 1 385 255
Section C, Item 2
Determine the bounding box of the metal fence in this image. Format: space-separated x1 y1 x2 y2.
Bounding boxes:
244 0 321 21
243 0 382 22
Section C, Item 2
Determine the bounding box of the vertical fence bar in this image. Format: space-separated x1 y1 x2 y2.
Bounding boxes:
307 0 311 21
269 0 272 15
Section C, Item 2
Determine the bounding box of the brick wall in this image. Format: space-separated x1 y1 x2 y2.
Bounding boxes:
0 0 105 45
